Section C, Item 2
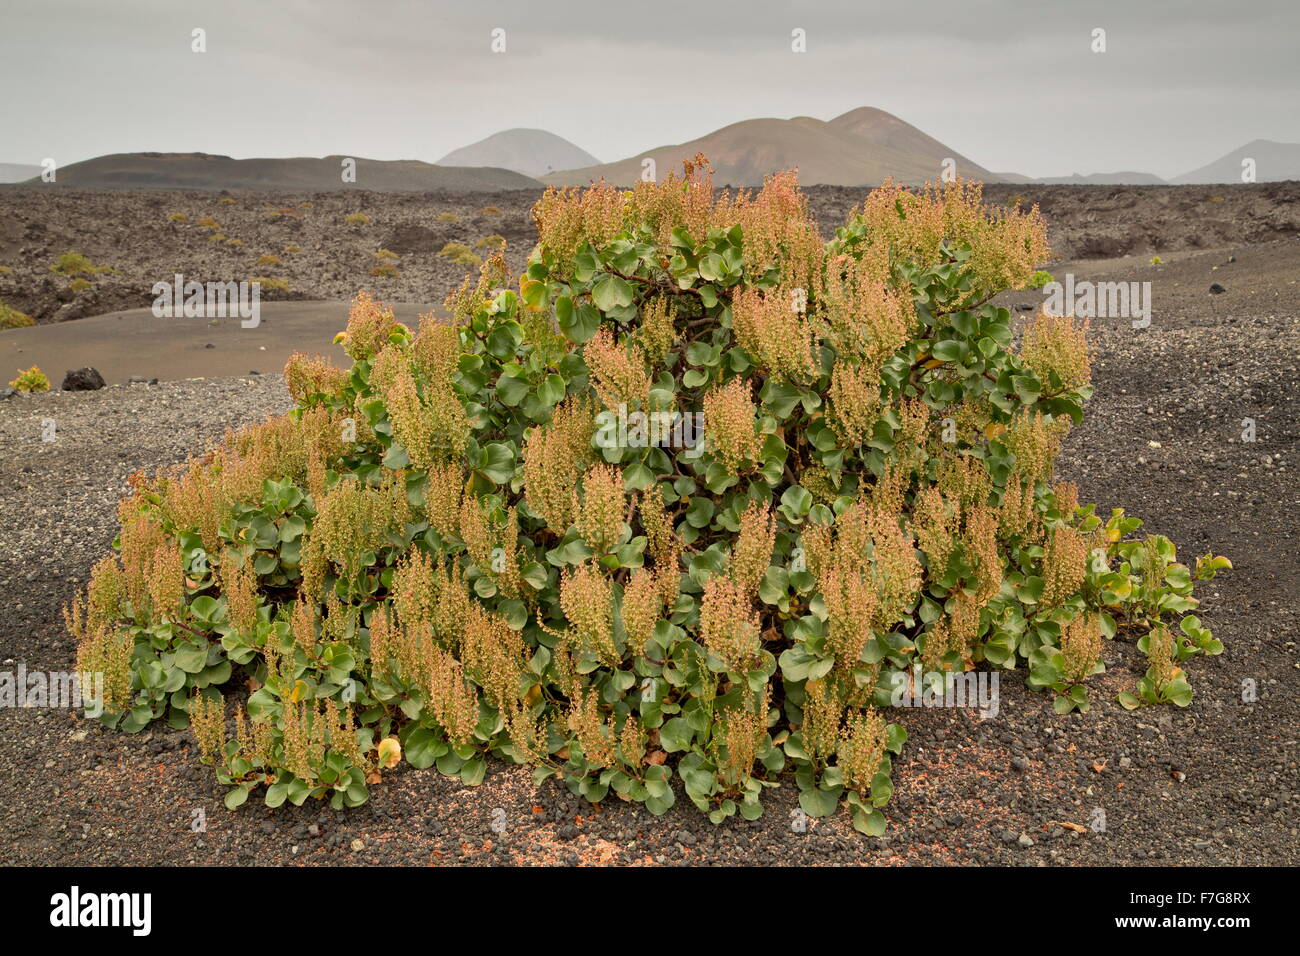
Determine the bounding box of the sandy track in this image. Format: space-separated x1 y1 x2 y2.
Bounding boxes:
2 300 440 386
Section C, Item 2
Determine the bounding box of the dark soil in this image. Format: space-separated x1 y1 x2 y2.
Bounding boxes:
0 188 541 324
3 182 1297 324
0 213 1296 866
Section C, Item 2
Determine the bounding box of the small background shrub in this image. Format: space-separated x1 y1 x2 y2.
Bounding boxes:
438 242 481 268
10 365 49 391
1 302 35 329
50 252 112 277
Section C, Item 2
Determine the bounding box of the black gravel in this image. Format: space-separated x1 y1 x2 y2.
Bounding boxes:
0 237 1296 866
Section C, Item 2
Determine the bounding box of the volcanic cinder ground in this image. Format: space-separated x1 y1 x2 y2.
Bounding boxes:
0 183 1296 866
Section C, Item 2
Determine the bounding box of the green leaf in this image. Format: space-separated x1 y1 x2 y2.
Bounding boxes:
173 640 208 674
659 717 694 753
536 373 567 407
1013 375 1041 404
478 443 516 484
685 341 715 366
852 806 887 836
189 595 223 624
779 485 813 521
459 758 487 786
623 462 654 491
1117 690 1142 710
382 443 410 469
1015 576 1045 604
1165 680 1193 707
684 498 715 529
496 373 530 407
798 786 842 818
486 321 523 359
559 302 600 343
592 275 634 312
931 340 966 363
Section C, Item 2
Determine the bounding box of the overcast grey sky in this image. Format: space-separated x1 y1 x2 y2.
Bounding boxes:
2 0 1296 179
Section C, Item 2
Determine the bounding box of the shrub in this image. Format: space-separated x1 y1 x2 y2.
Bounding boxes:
0 265 12 274
225 238 243 247
196 217 220 229
168 212 189 223
284 245 302 255
373 249 399 260
437 212 460 223
479 206 503 215
250 276 289 293
345 213 370 225
50 252 112 276
256 255 283 267
219 197 238 205
370 262 399 278
67 165 1228 830
210 233 227 242
69 278 92 293
10 365 49 391
0 302 35 329
475 234 507 253
438 243 481 268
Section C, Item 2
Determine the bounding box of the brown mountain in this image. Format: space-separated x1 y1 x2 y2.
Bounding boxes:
0 162 42 184
542 107 1005 187
19 152 541 191
1171 139 1300 184
438 129 600 178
